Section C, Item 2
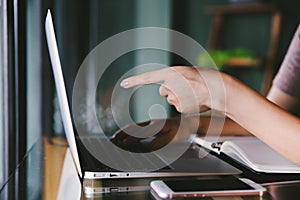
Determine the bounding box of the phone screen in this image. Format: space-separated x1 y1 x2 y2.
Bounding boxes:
164 179 254 192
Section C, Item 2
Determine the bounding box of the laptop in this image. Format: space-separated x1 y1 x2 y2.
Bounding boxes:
45 9 241 180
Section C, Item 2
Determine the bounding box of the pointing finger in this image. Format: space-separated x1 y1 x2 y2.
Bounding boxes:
120 69 167 88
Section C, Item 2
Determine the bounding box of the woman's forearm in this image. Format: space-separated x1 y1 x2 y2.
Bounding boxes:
195 115 251 136
224 74 300 166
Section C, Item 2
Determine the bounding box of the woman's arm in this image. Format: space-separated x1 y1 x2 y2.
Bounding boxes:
121 66 300 165
224 74 300 165
267 86 300 114
196 115 251 136
198 85 300 137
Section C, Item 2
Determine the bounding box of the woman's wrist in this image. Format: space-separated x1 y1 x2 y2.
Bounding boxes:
221 72 247 119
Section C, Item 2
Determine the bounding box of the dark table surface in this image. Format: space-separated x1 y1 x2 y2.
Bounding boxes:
1 138 300 200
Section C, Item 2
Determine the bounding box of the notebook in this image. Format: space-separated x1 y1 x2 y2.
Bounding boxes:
45 9 241 180
194 136 300 173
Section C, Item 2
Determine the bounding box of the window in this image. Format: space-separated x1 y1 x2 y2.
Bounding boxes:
0 0 4 187
0 0 30 189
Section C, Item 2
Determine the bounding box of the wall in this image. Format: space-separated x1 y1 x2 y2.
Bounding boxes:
133 0 172 122
26 0 42 151
181 0 300 92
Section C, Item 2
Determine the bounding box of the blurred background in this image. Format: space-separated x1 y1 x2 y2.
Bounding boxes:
0 0 300 196
40 0 300 137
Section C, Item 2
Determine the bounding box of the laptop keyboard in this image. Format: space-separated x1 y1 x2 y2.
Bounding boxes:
81 137 172 171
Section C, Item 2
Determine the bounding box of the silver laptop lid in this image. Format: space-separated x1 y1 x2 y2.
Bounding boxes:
45 10 82 178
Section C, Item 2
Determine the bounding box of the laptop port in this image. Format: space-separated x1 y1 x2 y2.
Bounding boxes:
109 173 118 177
109 187 119 192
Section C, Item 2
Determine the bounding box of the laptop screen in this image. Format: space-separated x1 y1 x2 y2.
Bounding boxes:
45 10 82 177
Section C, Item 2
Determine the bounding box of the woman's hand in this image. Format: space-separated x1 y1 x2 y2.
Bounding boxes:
110 117 199 151
120 66 226 114
117 65 300 166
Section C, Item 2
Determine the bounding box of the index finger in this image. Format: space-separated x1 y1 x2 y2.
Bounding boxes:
120 69 167 88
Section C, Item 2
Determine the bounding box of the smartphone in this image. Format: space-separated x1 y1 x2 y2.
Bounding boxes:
150 178 266 199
